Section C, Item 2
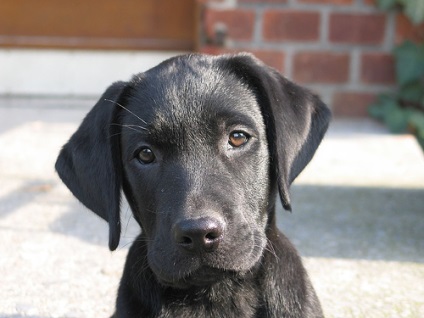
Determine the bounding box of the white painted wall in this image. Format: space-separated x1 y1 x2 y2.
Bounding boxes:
0 49 185 96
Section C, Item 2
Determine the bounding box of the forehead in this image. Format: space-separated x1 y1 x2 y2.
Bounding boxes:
121 56 263 139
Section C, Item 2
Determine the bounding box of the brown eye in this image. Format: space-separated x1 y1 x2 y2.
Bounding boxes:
137 147 155 164
229 131 250 148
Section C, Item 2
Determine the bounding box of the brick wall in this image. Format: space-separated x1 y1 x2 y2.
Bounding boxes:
198 0 424 117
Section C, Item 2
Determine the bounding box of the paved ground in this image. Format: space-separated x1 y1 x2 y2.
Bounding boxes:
0 98 423 318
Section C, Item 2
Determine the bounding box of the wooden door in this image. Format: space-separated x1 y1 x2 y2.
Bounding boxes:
0 0 197 51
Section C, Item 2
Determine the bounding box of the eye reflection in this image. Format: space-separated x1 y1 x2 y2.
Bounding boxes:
137 147 155 164
229 131 250 148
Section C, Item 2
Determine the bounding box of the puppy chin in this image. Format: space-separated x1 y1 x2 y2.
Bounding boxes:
148 252 264 290
155 266 238 289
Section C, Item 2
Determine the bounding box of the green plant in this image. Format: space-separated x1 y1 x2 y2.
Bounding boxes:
369 1 424 149
378 0 424 24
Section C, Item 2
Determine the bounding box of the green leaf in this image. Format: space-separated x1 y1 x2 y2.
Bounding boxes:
368 94 396 119
403 0 424 24
394 41 424 86
384 103 410 133
369 104 385 119
377 0 398 10
398 82 424 103
408 111 424 149
409 111 424 139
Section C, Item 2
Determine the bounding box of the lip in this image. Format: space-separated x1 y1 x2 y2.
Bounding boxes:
157 266 232 289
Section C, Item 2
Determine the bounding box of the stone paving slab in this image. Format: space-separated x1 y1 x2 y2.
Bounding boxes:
0 101 423 318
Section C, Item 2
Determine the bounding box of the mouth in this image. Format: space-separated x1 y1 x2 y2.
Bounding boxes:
157 266 234 289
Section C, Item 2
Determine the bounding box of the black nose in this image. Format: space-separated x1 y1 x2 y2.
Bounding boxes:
173 217 224 253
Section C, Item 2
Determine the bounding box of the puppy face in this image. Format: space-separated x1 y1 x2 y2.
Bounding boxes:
119 57 270 287
55 53 331 290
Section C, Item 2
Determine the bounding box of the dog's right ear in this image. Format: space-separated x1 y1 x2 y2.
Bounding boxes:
219 53 331 212
55 81 127 251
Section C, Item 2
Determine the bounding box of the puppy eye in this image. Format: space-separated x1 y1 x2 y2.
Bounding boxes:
228 131 250 148
137 147 155 164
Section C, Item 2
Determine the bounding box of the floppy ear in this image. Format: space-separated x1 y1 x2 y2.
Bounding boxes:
55 81 127 250
220 53 331 211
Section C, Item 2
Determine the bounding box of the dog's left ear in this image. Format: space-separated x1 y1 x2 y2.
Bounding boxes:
55 81 127 251
220 53 331 211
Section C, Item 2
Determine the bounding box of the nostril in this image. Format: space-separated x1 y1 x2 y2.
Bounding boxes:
205 232 218 241
181 236 193 245
173 216 224 253
203 230 222 252
204 226 223 244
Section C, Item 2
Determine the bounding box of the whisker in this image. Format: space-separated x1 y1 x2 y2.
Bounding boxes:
110 124 147 135
110 123 149 135
123 206 133 234
111 123 149 131
118 241 136 250
108 132 123 138
118 235 152 250
265 238 280 262
104 98 148 125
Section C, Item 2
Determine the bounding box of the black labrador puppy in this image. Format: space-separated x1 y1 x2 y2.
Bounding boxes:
56 53 331 318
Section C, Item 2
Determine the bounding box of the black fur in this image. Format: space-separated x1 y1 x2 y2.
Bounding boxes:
55 53 331 318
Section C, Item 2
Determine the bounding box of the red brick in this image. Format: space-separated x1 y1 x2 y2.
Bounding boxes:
250 50 285 73
329 13 386 44
240 0 287 3
395 14 424 44
293 52 350 84
298 0 353 4
199 45 226 55
361 53 395 84
263 10 320 42
199 46 285 72
332 92 377 117
204 9 255 42
198 0 224 3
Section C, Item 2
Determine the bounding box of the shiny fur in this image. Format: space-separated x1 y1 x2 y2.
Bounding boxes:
56 53 331 317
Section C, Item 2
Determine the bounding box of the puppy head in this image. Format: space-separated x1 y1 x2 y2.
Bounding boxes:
55 53 330 287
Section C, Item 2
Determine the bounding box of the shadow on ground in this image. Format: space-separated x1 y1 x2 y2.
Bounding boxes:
278 184 424 263
49 183 424 263
49 199 140 249
0 180 56 220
